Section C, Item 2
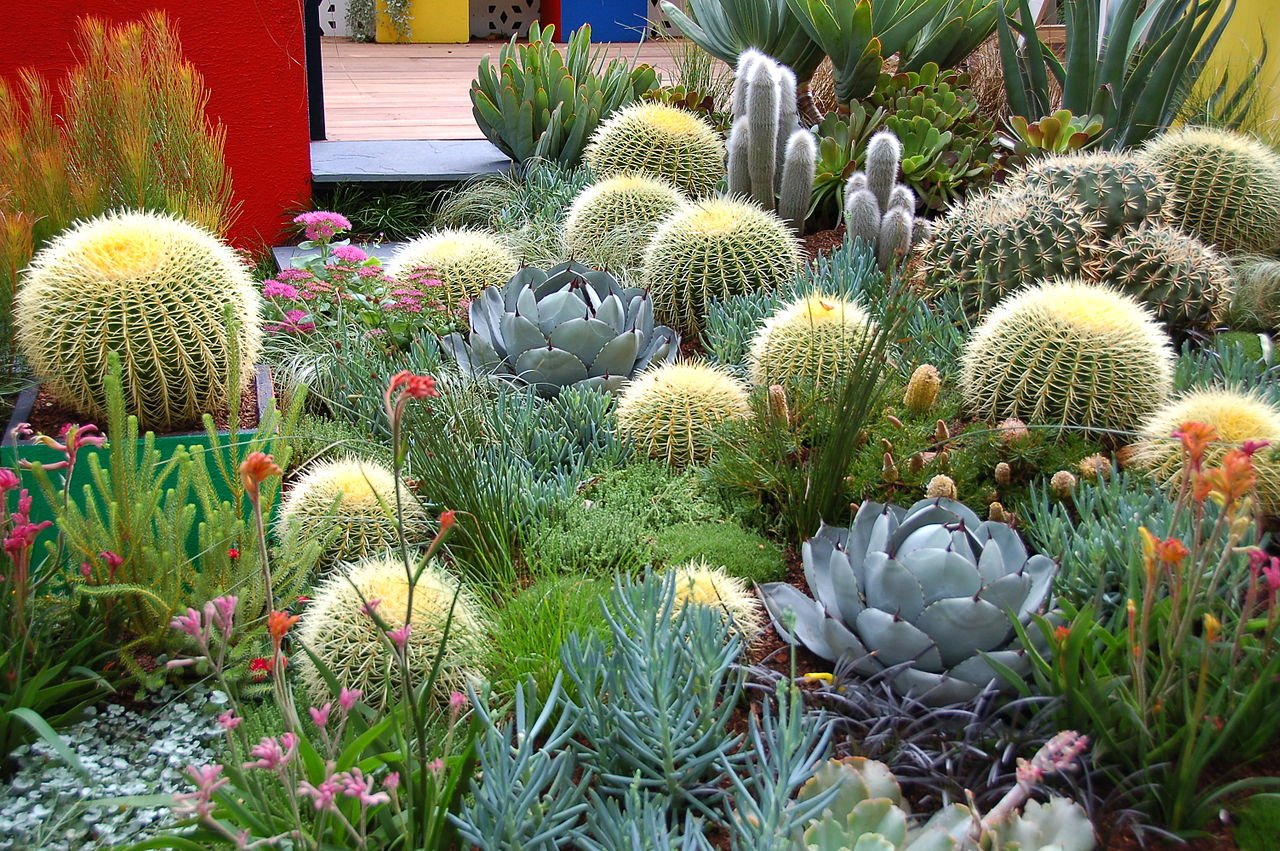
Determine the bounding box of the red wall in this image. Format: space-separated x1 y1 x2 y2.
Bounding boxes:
0 0 313 250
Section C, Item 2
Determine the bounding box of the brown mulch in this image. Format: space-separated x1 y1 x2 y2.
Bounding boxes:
20 383 259 439
802 225 846 261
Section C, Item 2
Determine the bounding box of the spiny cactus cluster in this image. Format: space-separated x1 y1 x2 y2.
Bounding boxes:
726 50 817 235
642 197 802 335
563 175 687 271
1011 151 1170 239
1140 126 1280 253
584 102 726 197
296 554 489 709
959 280 1175 432
844 130 928 272
746 294 874 389
1099 224 1233 332
276 457 427 570
387 228 519 309
14 210 261 431
1129 388 1280 514
615 361 750 467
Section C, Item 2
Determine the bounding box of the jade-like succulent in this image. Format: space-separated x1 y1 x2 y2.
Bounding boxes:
959 280 1175 433
760 497 1056 705
642 197 802 335
14 210 262 432
1128 388 1280 514
668 558 765 638
386 228 519 309
296 554 488 709
1011 151 1169 238
584 101 726 197
902 364 941 414
919 185 1104 315
563 175 688 271
276 457 427 571
441 261 679 397
843 130 928 272
1140 126 1280 253
726 50 817 235
747 294 875 389
1004 110 1105 161
615 361 750 467
1096 224 1233 332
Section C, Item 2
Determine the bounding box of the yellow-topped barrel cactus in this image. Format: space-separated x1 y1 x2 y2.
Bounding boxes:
14 210 261 431
747 294 875 389
668 558 764 638
959 280 1175 432
616 362 750 467
387 228 518 309
296 554 489 709
584 102 726 197
563 175 688 271
276 457 428 570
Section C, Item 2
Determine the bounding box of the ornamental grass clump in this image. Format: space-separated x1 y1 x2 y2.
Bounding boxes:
14 209 260 431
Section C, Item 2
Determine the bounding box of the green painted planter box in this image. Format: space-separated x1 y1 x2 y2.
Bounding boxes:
1 367 276 550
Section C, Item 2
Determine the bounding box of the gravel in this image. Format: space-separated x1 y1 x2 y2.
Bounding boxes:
0 686 225 849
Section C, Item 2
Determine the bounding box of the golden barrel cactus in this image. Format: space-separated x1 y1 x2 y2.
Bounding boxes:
387 228 519 309
616 362 750 467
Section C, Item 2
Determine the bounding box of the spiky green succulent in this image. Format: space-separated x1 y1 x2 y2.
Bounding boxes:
1011 151 1169 238
959 280 1175 432
441 261 679 397
584 102 726 197
276 457 427 571
747 293 874 389
760 497 1056 705
296 554 488 709
642 197 802 335
563 175 687 271
1096 224 1233 332
14 210 261 431
919 185 1103 314
1139 126 1280 253
1226 256 1280 331
615 362 750 467
386 228 519 309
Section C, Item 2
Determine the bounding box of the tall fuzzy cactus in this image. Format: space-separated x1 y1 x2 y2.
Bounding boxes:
842 130 927 272
727 50 816 235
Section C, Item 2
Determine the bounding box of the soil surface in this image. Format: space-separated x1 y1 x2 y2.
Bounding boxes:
19 383 259 438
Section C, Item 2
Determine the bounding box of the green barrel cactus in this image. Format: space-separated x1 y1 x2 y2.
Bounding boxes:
642 197 802 335
747 293 874 389
1226 255 1280 331
1096 224 1233 332
918 185 1104 314
1139 126 1280 253
563 175 687 271
959 280 1175 432
615 361 750 467
1128 388 1280 515
296 554 489 709
1011 150 1169 238
276 457 428 570
760 497 1057 705
386 228 519 309
584 102 726 197
441 261 679 397
14 210 261 431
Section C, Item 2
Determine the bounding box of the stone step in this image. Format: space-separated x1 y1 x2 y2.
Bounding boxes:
310 139 509 183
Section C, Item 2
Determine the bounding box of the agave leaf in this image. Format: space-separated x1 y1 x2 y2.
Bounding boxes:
595 294 626 332
632 328 678 373
549 317 617 366
535 289 589 336
855 608 942 673
760 582 843 660
471 287 508 351
1018 554 1056 619
863 554 925 622
514 346 589 392
501 312 549 359
950 649 1030 686
913 597 1010 668
892 667 983 707
579 374 628 395
978 571 1031 616
589 331 641 378
513 284 540 324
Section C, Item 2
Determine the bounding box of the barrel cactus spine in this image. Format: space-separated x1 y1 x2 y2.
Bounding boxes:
615 361 750 467
563 175 688 271
386 228 519 310
14 210 261 431
1011 151 1170 238
1096 224 1233 332
747 293 875 389
668 558 765 638
584 102 726 197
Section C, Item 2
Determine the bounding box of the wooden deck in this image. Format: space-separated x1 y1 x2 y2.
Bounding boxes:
321 38 684 142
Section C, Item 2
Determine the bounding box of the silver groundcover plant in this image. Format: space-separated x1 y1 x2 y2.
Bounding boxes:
760 498 1056 705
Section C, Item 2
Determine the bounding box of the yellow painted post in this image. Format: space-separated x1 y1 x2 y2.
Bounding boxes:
1210 0 1280 123
375 0 469 43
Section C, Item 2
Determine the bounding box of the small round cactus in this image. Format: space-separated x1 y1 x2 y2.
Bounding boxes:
960 280 1175 432
585 102 726 197
1097 224 1233 332
1140 126 1280 253
1128 388 1280 514
668 558 764 638
616 362 750 467
746 294 874 389
563 175 687 271
296 554 488 708
14 210 261 431
903 364 942 414
924 474 957 499
276 457 428 570
643 197 802 335
1011 151 1169 238
386 228 518 309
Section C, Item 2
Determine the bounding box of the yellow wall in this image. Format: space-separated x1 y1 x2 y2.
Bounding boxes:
1211 0 1280 124
375 0 468 43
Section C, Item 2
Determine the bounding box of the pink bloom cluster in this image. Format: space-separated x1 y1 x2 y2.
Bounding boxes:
299 767 391 812
293 211 352 242
1251 549 1280 604
1 487 51 563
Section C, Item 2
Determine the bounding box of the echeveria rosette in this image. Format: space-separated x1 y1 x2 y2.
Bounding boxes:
442 261 680 397
760 498 1056 705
